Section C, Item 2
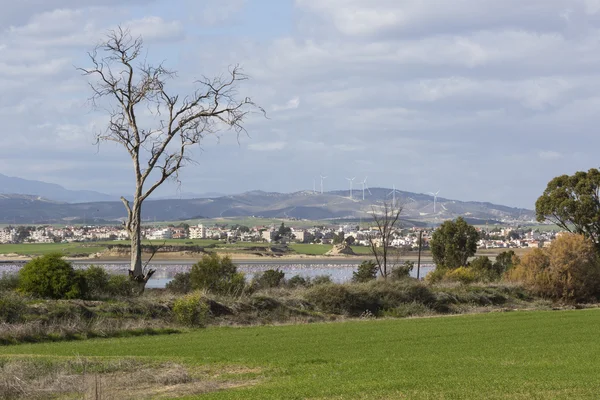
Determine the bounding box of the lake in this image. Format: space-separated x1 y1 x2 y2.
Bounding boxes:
0 260 436 288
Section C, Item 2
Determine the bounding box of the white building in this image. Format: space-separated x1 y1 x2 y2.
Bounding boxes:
148 228 173 240
0 229 17 243
189 224 207 239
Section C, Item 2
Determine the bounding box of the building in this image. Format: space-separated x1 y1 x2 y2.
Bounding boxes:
148 228 173 240
262 229 276 243
189 224 207 239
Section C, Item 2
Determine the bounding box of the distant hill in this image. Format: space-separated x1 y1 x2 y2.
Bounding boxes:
0 174 116 203
0 188 535 225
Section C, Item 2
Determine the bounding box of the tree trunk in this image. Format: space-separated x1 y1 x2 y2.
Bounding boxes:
128 199 155 293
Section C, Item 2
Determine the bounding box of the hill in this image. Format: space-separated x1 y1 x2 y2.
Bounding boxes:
0 189 534 225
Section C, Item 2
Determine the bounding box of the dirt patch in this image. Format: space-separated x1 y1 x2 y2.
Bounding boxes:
325 244 356 256
0 356 262 399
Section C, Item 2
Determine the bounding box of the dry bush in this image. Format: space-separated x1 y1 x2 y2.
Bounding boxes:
508 234 600 302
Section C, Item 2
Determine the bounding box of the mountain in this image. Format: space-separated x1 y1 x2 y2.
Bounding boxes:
0 174 115 203
0 189 535 225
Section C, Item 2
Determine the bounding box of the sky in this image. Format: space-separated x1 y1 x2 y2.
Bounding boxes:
1 0 599 209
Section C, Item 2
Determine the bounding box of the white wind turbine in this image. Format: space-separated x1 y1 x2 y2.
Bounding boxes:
346 177 356 199
428 190 440 213
387 185 401 207
320 174 327 194
361 177 372 200
313 179 316 194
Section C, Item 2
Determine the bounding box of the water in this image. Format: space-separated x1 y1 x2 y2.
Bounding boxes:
0 261 436 288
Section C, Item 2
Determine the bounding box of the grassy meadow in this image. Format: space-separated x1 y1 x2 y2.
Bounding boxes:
2 309 600 399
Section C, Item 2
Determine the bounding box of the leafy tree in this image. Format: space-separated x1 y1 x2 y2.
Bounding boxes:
494 250 519 275
19 253 86 299
333 232 345 245
390 261 414 280
430 217 480 269
469 256 497 281
190 253 245 295
352 260 378 283
535 168 600 249
344 236 356 245
79 27 261 291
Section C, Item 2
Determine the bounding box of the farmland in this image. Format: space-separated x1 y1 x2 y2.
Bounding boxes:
2 309 599 399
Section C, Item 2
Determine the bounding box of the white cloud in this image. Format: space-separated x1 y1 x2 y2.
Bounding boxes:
538 150 564 160
248 141 287 151
272 96 300 112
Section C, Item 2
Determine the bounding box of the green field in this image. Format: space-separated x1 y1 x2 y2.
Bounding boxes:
3 309 600 399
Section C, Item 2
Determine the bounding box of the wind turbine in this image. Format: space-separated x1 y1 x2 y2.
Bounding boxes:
388 185 401 207
346 177 356 199
361 177 372 200
428 190 440 213
320 174 327 194
313 179 316 194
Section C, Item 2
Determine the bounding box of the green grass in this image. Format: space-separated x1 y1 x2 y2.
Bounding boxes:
3 309 600 399
0 243 107 256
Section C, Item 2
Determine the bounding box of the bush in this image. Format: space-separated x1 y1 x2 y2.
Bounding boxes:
312 275 332 285
352 261 378 283
508 234 600 302
166 272 192 294
390 261 414 280
469 256 498 281
190 253 246 295
253 269 285 289
106 275 136 297
381 302 431 318
304 284 354 315
286 275 310 288
0 273 20 292
173 291 209 327
425 267 447 284
82 266 110 298
0 292 26 323
18 253 86 299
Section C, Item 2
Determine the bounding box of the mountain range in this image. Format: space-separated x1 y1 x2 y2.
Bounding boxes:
0 175 536 225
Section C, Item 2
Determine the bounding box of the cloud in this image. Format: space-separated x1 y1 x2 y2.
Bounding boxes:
272 96 300 111
538 150 564 160
248 141 287 151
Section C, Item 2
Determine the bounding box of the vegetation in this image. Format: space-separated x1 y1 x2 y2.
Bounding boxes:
536 168 600 249
79 28 261 290
352 260 378 283
189 253 246 295
3 310 600 399
252 269 285 289
173 291 210 327
508 233 600 302
430 217 480 269
18 253 85 299
367 201 403 278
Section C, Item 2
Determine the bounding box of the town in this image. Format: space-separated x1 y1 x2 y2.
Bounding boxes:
0 222 560 250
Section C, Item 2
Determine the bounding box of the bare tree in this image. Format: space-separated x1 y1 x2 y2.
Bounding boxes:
367 201 404 278
79 27 262 291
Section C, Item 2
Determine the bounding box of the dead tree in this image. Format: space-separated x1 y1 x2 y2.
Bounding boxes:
79 27 262 292
367 201 403 278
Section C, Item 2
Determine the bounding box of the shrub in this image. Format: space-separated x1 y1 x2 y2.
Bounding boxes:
0 292 26 323
444 267 477 285
190 253 245 295
253 269 285 289
287 275 310 288
425 267 447 284
304 284 353 315
0 273 20 292
18 253 86 299
82 266 110 298
352 261 378 283
469 256 498 281
494 250 519 275
106 274 136 297
166 272 192 294
381 302 431 318
173 291 209 327
312 275 332 285
508 234 600 302
390 261 414 281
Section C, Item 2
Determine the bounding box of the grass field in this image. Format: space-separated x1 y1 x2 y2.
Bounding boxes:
2 309 600 399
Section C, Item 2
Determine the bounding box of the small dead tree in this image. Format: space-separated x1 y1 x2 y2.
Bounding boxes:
367 201 404 278
79 27 262 292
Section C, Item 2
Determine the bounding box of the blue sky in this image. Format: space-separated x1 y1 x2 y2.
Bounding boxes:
1 0 599 208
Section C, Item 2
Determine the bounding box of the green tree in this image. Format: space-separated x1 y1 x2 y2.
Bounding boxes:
535 168 600 248
494 250 519 275
430 217 480 269
352 260 378 283
333 232 345 245
190 253 245 295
